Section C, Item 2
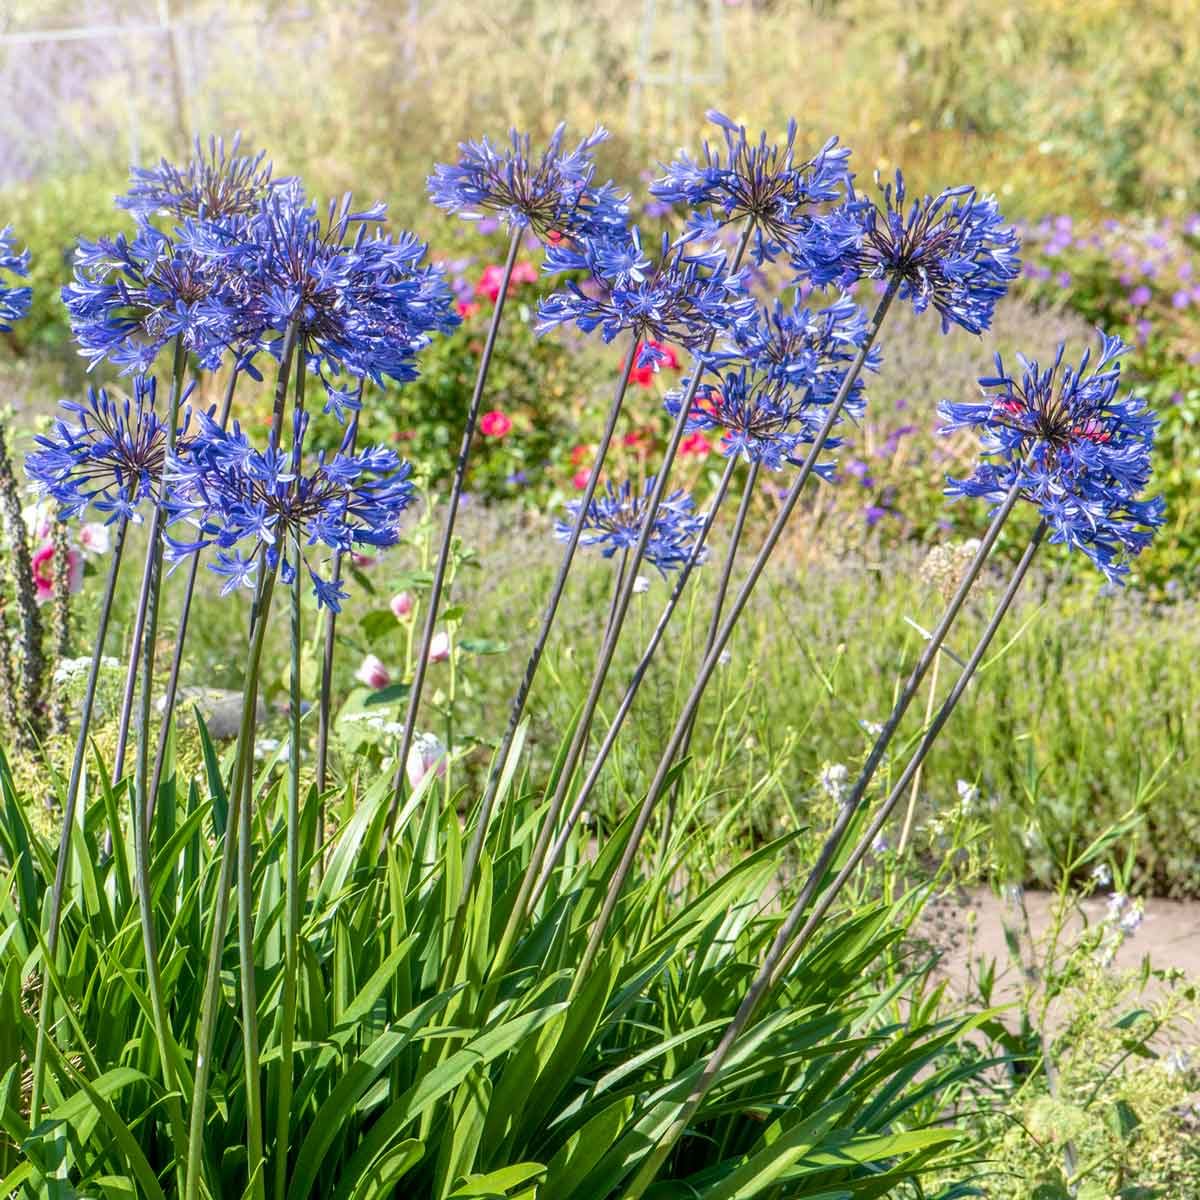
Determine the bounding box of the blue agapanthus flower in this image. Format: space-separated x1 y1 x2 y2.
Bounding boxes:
940 331 1164 582
536 227 757 367
724 293 881 407
0 226 32 331
428 123 629 240
62 221 248 374
118 132 291 219
555 476 705 574
165 408 415 610
651 111 850 265
228 191 460 419
25 375 179 524
795 171 1021 335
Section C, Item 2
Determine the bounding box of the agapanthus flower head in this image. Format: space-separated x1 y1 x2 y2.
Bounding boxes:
0 226 32 331
232 190 459 418
165 407 415 610
651 111 850 265
428 124 629 240
724 292 881 406
537 227 757 366
25 375 179 524
118 132 290 219
62 220 248 373
795 170 1021 334
666 365 850 475
940 331 1164 581
555 476 705 574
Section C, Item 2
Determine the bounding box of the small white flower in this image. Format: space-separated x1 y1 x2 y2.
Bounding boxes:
819 762 848 802
406 732 447 790
956 779 979 812
1163 1048 1191 1077
78 522 110 557
632 575 650 595
860 720 884 736
871 833 890 855
1091 863 1112 887
717 648 731 667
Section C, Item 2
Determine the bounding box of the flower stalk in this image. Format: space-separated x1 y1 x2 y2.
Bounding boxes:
395 227 522 783
28 515 128 1128
574 279 899 989
621 519 1047 1199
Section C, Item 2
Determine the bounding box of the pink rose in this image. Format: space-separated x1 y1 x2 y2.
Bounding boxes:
355 654 391 690
390 591 414 619
31 541 82 606
428 632 451 663
479 409 513 438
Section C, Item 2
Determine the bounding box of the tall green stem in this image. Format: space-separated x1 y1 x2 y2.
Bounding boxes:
573 281 899 991
394 228 522 789
146 364 241 826
184 561 279 1200
618 522 1047 1200
130 335 190 1190
29 517 128 1127
273 364 308 1200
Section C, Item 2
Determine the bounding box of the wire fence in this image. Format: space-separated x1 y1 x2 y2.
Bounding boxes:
0 0 728 190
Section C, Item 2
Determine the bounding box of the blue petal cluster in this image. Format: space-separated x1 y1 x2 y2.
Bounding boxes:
428 124 628 240
651 111 850 265
726 293 880 407
536 228 757 367
667 295 880 471
165 409 415 610
555 477 705 574
795 171 1021 334
226 193 460 418
118 132 290 219
25 376 177 523
940 331 1164 581
0 226 32 331
63 222 249 373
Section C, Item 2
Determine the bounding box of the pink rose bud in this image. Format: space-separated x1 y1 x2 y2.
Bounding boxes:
390 591 414 619
406 732 447 790
355 653 391 690
428 631 451 663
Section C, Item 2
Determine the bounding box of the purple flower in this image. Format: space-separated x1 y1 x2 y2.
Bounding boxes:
165 408 415 610
650 110 850 265
428 124 628 241
117 133 291 220
795 170 1021 334
0 226 31 331
555 477 705 574
940 331 1164 582
25 376 178 524
1129 285 1152 306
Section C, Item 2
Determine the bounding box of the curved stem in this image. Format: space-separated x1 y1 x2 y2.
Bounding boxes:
524 453 737 921
183 561 279 1200
28 516 128 1127
273 539 304 1200
315 395 363 806
403 332 637 875
131 334 190 1191
573 281 898 991
394 228 522 793
146 365 241 827
897 651 941 855
621 521 1046 1200
665 459 759 838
